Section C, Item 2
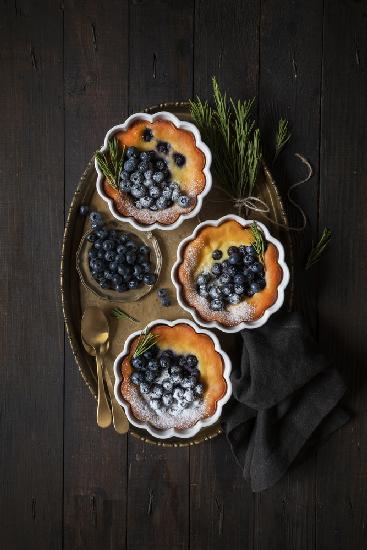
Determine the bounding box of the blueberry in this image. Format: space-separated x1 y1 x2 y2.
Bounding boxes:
103 270 113 280
87 232 98 243
92 259 104 272
234 284 245 295
228 293 240 305
79 204 89 216
257 277 266 290
227 265 237 276
211 263 222 276
160 355 172 369
243 254 255 266
150 384 163 399
139 245 150 256
138 161 152 173
88 249 98 260
198 284 209 297
132 264 142 278
228 246 239 255
250 282 261 294
111 274 123 286
147 359 159 371
196 273 209 286
228 252 241 265
132 356 146 370
173 152 186 167
177 195 191 208
109 230 119 239
140 196 153 208
91 271 100 280
119 170 130 183
130 171 144 186
171 189 181 202
209 286 222 299
99 278 109 289
183 389 194 402
89 211 103 226
218 273 231 286
118 264 131 276
104 251 115 262
246 245 256 255
140 382 151 395
97 250 104 259
162 186 173 200
156 196 169 209
149 185 161 199
162 393 173 407
243 268 255 281
118 232 130 243
140 150 154 161
156 141 169 154
130 372 141 385
182 375 197 389
143 349 156 361
130 184 146 199
145 370 156 383
102 239 114 251
149 203 158 211
142 128 153 142
124 159 138 173
221 284 234 297
149 398 161 411
115 283 128 292
144 272 157 285
157 288 168 298
234 273 246 285
160 295 171 307
141 261 152 273
210 299 224 311
96 227 109 239
162 378 174 392
126 146 139 158
116 244 126 255
126 252 136 265
186 355 198 368
251 262 264 273
152 171 164 184
212 249 223 260
173 387 184 400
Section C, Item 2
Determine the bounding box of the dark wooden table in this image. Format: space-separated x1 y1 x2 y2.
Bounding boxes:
1 1 366 549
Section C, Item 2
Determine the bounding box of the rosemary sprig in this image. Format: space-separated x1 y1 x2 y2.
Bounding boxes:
133 328 159 358
189 77 262 205
250 222 265 263
95 137 125 191
305 228 332 270
274 118 291 162
111 307 139 323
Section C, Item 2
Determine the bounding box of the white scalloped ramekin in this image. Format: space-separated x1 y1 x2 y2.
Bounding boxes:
96 111 212 231
171 215 290 333
113 318 232 439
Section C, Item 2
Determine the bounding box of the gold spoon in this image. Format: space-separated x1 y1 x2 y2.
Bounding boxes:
81 307 112 428
81 336 129 434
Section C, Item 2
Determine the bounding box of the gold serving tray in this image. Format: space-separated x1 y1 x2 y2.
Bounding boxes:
61 102 292 447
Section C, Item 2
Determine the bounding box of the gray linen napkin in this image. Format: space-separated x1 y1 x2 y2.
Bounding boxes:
221 311 350 492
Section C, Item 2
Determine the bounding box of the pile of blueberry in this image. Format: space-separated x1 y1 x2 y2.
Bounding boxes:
119 145 191 211
130 347 204 416
196 244 267 311
86 211 157 292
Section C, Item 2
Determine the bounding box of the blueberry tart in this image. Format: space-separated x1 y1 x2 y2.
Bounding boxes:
172 216 289 332
96 112 212 231
113 320 231 438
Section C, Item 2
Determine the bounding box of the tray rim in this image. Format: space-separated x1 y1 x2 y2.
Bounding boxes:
60 101 293 447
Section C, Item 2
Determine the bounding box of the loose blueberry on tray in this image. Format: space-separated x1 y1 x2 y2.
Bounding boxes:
118 145 191 212
157 288 171 307
86 213 157 292
195 242 267 311
130 346 204 417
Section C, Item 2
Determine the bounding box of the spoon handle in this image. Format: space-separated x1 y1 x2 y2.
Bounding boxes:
104 367 129 434
96 349 112 428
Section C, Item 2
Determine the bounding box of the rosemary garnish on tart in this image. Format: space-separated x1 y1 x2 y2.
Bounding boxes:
95 137 125 191
306 228 332 270
133 329 159 358
250 222 266 263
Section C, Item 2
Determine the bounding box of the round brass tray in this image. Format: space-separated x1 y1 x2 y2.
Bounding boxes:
60 102 292 447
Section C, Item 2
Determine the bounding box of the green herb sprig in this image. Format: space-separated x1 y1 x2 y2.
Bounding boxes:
95 137 125 191
250 222 266 263
190 77 261 204
133 329 159 358
111 307 139 323
274 118 291 162
305 228 332 270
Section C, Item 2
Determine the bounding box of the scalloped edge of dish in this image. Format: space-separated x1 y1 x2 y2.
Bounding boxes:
171 215 290 333
95 111 212 231
113 318 232 439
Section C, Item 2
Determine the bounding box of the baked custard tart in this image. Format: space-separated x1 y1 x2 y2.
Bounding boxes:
113 319 231 439
96 112 212 231
172 215 289 332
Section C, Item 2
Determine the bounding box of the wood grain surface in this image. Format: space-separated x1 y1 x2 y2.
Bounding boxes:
1 1 366 549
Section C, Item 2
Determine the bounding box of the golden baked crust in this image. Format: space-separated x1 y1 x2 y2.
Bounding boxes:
103 119 206 226
118 323 227 431
177 219 283 327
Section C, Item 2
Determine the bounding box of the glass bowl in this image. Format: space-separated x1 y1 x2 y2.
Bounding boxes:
76 221 162 302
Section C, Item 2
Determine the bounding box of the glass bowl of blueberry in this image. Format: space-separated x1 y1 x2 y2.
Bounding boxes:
77 211 162 302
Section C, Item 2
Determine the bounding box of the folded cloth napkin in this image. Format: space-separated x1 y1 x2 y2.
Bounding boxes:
221 311 350 492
